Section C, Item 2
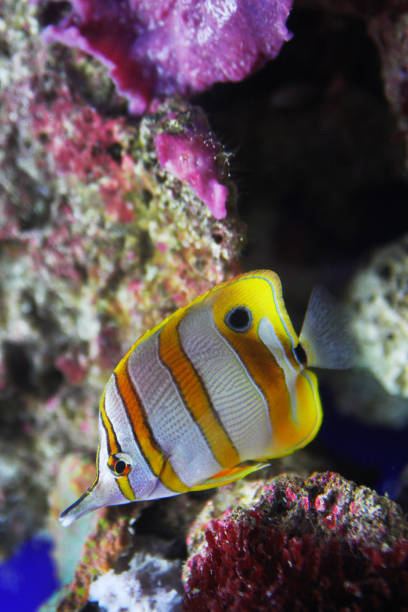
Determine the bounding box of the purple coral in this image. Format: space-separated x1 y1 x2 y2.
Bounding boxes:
42 0 293 115
183 472 408 610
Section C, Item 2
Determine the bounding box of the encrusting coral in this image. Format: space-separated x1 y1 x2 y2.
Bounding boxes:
0 0 243 560
183 472 408 610
3 0 408 610
154 124 230 220
37 0 294 218
349 234 408 400
49 489 206 611
326 234 408 431
88 551 184 612
44 470 408 610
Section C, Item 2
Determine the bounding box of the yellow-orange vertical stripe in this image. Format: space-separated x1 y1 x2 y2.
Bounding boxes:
100 388 136 500
158 312 240 469
113 363 188 493
217 330 314 456
100 388 120 455
219 330 289 436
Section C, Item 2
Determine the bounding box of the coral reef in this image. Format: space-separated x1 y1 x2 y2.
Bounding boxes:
0 0 243 561
52 505 145 611
2 0 408 609
325 367 408 429
154 125 230 220
47 454 324 610
49 491 206 611
332 233 408 431
41 0 294 115
349 234 408 400
183 472 408 610
88 551 183 612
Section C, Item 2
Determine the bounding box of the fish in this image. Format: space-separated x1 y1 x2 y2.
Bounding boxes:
59 269 353 526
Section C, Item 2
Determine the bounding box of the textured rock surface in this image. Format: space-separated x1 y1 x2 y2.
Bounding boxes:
41 0 294 114
88 551 183 612
349 235 408 401
183 472 408 610
47 454 325 610
0 0 242 560
50 492 204 612
154 126 230 220
3 0 408 610
326 368 408 429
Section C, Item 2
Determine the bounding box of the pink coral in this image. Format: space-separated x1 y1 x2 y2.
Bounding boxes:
183 473 408 610
55 353 87 385
184 517 408 611
41 0 293 115
31 90 140 224
31 94 125 183
155 130 229 219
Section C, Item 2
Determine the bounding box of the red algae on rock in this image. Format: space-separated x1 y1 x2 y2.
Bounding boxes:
183 472 408 610
54 506 144 612
41 0 294 114
52 491 207 611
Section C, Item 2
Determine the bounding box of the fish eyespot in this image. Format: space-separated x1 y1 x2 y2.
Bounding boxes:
108 453 132 477
294 343 308 366
225 306 252 332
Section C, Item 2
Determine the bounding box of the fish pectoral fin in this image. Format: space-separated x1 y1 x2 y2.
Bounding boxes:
190 461 269 491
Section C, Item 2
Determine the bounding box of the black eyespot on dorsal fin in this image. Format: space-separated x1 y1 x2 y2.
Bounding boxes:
294 342 308 366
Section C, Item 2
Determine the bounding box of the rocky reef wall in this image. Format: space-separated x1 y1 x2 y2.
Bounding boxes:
1 1 408 610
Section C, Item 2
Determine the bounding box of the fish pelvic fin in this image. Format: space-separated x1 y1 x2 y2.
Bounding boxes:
299 286 358 370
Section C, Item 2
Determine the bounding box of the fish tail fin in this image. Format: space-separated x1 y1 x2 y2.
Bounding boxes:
299 286 357 370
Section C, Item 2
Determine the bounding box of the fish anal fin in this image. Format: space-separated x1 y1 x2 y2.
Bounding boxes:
190 462 269 491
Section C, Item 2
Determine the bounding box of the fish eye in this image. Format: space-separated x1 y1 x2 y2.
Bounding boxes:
108 453 132 478
225 306 252 332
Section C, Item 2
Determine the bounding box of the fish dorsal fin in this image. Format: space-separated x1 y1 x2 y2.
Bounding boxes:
190 462 269 491
299 286 357 370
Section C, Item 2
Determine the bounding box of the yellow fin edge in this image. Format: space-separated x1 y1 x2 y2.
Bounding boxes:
190 462 269 491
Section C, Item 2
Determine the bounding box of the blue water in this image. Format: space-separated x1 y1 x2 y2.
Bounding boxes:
320 395 408 502
0 537 59 612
